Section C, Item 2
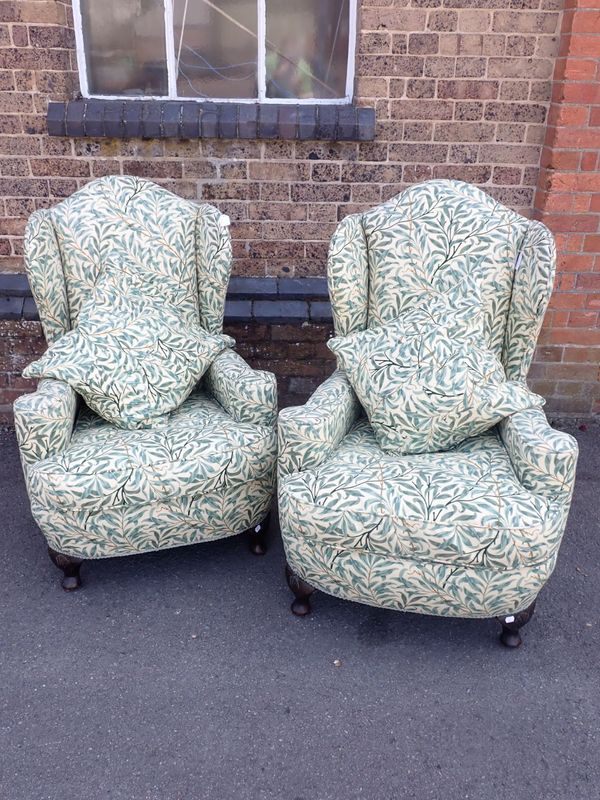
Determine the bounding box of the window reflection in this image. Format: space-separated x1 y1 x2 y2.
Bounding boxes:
80 0 168 96
78 0 351 101
266 0 349 99
173 0 258 99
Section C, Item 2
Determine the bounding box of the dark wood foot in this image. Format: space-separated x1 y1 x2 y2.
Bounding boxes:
497 600 536 648
285 562 315 616
247 511 270 556
48 546 83 591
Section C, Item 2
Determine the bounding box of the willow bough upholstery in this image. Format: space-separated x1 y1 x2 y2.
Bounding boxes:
15 176 277 560
278 179 578 620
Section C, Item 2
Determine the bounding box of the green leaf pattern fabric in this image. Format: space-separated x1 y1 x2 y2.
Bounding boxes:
26 390 276 558
14 379 78 466
279 179 578 619
17 176 277 559
205 349 278 428
328 292 545 455
24 175 232 339
278 370 361 479
23 264 234 429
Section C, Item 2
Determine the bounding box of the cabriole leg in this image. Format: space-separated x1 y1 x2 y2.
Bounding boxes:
248 511 271 556
285 562 315 617
497 601 536 648
48 546 83 591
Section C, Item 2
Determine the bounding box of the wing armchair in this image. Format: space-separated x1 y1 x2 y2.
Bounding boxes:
278 179 578 647
15 176 277 589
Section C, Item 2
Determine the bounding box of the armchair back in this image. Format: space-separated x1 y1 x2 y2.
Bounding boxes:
327 179 556 381
24 175 232 343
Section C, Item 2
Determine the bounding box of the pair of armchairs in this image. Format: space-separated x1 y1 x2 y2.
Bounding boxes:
16 176 577 648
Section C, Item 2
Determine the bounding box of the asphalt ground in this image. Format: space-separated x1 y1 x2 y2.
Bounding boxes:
1 420 598 800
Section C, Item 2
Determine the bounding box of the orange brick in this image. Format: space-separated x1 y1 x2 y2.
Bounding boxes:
567 33 600 57
563 346 600 362
560 57 597 81
584 235 600 252
556 275 577 291
539 148 580 170
558 254 595 272
558 81 600 104
549 292 588 309
571 10 600 33
553 127 600 149
544 213 598 232
581 151 599 171
543 192 573 212
569 310 599 326
549 104 590 127
574 193 592 212
549 172 600 191
549 327 600 345
577 274 600 290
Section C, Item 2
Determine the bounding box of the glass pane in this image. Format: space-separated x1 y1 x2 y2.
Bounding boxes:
80 0 168 96
266 0 349 100
173 0 258 99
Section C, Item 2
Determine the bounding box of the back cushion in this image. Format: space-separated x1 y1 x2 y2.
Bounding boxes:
49 175 201 327
361 180 529 357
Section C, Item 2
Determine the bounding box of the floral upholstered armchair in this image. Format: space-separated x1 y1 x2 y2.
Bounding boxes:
15 176 277 589
278 180 578 647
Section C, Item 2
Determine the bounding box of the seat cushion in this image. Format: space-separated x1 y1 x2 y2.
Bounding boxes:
28 389 276 512
279 419 567 573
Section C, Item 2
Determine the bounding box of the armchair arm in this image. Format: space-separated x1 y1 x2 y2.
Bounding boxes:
13 379 78 467
278 370 361 477
499 406 578 501
205 349 277 427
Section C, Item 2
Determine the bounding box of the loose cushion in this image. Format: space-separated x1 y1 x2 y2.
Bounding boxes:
24 264 234 429
328 294 544 455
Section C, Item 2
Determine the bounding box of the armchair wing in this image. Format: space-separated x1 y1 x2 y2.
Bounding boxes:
205 349 277 428
14 379 78 467
278 370 361 477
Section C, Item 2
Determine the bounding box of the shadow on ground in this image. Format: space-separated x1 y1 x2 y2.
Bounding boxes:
1 422 598 800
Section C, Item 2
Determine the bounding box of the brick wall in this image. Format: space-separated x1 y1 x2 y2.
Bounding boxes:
0 0 563 276
532 0 600 415
0 0 599 416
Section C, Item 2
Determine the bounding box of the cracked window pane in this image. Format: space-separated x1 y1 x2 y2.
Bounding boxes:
173 0 258 99
265 0 349 99
80 0 168 96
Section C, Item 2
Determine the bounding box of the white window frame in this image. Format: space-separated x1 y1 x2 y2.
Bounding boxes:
72 0 357 104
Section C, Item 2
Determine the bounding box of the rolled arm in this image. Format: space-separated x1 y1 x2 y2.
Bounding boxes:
13 379 78 467
205 349 277 427
499 406 578 501
278 370 361 477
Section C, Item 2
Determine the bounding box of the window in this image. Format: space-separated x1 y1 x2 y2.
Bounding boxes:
73 0 356 103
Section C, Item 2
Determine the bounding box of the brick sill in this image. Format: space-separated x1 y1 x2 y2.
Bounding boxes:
0 274 333 325
47 100 375 141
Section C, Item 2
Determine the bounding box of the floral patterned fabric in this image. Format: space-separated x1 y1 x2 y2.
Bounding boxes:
24 174 231 341
27 390 276 558
23 265 234 429
14 379 79 466
279 179 578 619
17 176 277 559
328 291 544 455
206 349 278 429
